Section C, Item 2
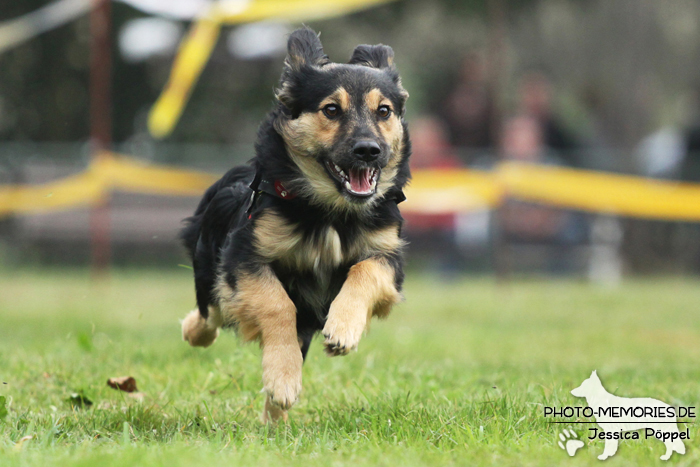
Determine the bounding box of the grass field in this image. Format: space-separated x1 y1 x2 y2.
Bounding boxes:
0 268 698 466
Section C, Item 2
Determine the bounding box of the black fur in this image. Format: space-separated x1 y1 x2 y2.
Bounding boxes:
182 27 411 360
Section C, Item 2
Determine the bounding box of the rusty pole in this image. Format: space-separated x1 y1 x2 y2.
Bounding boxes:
487 0 510 281
89 0 112 276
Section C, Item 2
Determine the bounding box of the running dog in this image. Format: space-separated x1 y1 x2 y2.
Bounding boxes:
180 27 410 422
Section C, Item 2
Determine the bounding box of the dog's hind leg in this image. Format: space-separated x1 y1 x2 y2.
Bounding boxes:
182 305 222 347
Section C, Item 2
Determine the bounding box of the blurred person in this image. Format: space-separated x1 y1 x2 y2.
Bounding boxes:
680 85 700 182
441 53 495 163
636 127 685 179
409 117 461 169
499 115 567 241
498 115 587 272
517 71 580 167
404 117 466 273
634 85 700 274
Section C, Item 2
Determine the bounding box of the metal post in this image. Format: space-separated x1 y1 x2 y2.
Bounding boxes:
89 0 112 276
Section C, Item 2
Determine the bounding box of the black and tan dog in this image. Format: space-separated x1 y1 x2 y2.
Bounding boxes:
180 27 410 422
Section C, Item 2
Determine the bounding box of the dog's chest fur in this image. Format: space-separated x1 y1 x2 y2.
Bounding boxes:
253 208 401 316
255 209 400 268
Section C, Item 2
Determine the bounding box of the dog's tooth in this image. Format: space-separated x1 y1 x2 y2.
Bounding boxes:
344 180 352 191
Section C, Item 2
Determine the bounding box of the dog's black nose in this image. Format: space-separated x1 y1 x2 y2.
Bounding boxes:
353 141 381 161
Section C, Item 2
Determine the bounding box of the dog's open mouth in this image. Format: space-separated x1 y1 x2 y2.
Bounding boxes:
326 161 379 198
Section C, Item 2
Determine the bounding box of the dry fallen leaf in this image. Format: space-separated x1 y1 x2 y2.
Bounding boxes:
107 376 138 393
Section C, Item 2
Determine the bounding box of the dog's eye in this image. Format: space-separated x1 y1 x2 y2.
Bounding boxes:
322 104 340 119
377 105 392 119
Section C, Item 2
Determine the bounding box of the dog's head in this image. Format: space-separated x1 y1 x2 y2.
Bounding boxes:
571 370 602 398
273 27 410 211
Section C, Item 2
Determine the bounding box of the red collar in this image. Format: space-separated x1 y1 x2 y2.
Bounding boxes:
272 180 296 200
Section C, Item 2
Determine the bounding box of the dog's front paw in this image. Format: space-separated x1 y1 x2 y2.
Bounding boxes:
262 345 302 410
322 304 367 356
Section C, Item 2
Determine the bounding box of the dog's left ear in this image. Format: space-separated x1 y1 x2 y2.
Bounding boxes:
348 44 395 69
349 44 409 112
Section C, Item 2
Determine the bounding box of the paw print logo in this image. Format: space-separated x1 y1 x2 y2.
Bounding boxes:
558 428 584 456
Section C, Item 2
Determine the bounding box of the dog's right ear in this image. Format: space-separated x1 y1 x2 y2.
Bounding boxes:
276 28 329 113
284 27 329 72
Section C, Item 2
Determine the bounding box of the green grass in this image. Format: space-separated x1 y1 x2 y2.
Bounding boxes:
0 269 699 466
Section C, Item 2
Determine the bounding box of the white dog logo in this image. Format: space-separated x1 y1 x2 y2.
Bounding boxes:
571 371 687 460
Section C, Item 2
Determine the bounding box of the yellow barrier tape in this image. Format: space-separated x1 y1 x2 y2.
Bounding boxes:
4 154 700 222
0 170 104 216
148 0 396 139
499 162 700 222
100 154 218 196
401 169 501 214
0 152 217 216
147 18 221 139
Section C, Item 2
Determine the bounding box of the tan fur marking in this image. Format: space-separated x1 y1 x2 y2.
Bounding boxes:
322 257 401 355
217 267 302 412
320 87 351 111
346 224 404 261
281 87 351 153
325 227 343 265
283 112 337 150
378 114 403 168
364 88 383 111
254 210 303 261
254 210 344 269
375 116 404 198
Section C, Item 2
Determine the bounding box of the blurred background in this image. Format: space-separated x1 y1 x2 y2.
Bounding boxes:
2 0 700 281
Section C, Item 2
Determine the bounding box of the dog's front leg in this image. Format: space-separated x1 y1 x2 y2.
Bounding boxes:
323 257 401 356
220 267 302 422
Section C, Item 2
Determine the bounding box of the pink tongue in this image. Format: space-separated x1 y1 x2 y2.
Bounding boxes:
349 168 372 193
